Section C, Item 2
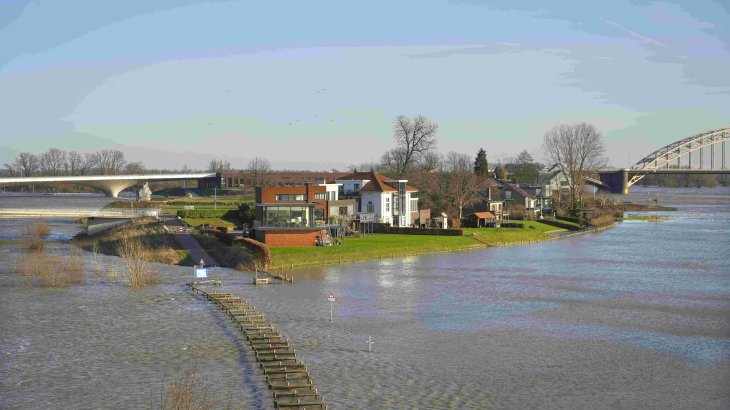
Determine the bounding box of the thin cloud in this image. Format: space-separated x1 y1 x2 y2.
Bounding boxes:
600 17 668 48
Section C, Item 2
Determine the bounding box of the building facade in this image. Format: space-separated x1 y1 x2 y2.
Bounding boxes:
334 171 419 226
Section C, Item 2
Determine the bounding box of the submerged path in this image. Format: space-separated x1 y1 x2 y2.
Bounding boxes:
186 284 328 409
161 214 217 267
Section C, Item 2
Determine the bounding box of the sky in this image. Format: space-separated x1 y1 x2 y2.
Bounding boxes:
1 0 729 171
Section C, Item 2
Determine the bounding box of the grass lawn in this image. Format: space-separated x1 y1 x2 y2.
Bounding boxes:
182 217 240 228
460 220 566 245
162 204 239 213
269 234 480 268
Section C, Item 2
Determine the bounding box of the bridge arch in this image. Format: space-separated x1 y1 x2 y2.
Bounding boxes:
627 127 729 188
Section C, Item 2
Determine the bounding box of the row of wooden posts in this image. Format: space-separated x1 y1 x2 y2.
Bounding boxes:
186 284 327 410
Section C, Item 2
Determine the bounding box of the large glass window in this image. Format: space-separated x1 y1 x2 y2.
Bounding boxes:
262 206 312 227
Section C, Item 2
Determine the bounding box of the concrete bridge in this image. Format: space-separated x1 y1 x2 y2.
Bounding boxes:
0 173 214 198
0 208 160 218
593 127 729 193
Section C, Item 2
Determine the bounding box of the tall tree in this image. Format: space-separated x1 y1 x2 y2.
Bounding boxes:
207 159 232 173
13 153 39 176
246 156 272 187
494 163 506 180
39 148 67 175
542 123 607 209
88 150 113 175
474 148 488 176
447 170 482 219
109 150 126 175
392 115 439 177
515 150 534 165
445 152 471 172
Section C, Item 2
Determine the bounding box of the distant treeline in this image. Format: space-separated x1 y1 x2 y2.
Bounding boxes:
638 173 728 188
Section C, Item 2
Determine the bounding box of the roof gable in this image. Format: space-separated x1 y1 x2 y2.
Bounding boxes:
502 184 536 200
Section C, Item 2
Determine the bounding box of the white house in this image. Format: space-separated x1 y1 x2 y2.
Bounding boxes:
334 171 419 226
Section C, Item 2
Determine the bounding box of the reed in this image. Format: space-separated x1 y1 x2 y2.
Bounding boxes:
116 234 161 287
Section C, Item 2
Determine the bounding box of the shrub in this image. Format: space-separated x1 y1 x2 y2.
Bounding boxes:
16 249 85 288
500 223 525 228
529 225 536 230
588 214 615 227
509 204 526 220
116 235 161 287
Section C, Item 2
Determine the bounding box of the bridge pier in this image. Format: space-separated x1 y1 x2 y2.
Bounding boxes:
85 180 139 198
598 169 629 194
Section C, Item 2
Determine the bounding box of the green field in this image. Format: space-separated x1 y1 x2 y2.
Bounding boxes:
182 217 240 228
269 234 480 269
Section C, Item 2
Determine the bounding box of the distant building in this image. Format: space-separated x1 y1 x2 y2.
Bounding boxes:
198 171 352 189
500 184 536 210
461 187 506 221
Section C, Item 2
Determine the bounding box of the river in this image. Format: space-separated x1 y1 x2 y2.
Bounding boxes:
1 188 728 409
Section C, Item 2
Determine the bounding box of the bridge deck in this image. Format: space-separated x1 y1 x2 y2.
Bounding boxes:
0 208 160 218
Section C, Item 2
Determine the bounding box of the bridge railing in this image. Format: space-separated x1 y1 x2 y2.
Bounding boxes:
0 208 161 218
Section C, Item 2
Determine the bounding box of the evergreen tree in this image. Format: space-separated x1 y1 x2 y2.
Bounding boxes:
474 148 489 176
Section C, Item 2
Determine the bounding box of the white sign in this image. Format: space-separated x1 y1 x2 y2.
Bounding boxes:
196 268 208 279
184 206 194 210
360 213 374 223
327 292 335 301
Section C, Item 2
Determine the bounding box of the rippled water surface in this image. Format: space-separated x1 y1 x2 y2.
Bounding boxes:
1 189 729 409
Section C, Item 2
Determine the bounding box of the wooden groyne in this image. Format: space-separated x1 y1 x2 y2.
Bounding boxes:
185 284 326 409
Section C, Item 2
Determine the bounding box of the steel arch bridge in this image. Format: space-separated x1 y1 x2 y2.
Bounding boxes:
596 127 730 193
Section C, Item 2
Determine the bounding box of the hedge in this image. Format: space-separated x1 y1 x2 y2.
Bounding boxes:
500 223 525 228
176 209 238 218
168 201 245 206
201 229 272 268
537 219 581 231
556 215 584 225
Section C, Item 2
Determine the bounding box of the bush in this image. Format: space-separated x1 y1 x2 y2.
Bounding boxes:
450 219 462 228
176 209 238 218
557 215 583 225
116 235 161 287
588 214 615 227
509 204 526 220
16 249 85 288
529 225 536 230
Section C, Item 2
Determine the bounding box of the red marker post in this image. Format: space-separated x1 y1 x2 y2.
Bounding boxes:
327 292 335 322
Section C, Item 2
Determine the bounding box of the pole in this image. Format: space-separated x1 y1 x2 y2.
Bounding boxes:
330 301 333 323
214 186 217 210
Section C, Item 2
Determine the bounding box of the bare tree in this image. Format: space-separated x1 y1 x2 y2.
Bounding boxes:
38 148 67 175
124 162 145 174
67 151 84 175
246 157 272 187
542 123 607 209
392 115 439 177
88 150 112 175
515 150 534 165
79 153 94 175
109 150 126 175
445 152 471 172
420 151 442 173
207 159 232 173
447 170 482 219
14 153 39 176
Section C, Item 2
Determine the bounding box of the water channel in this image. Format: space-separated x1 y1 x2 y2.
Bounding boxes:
1 188 729 409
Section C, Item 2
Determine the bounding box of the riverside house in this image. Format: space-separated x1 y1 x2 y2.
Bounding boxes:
335 171 419 227
461 188 506 221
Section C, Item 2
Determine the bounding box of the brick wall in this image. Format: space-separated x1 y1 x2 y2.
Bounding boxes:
256 229 322 247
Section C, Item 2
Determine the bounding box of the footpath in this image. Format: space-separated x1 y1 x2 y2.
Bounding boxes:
546 222 618 239
160 214 217 267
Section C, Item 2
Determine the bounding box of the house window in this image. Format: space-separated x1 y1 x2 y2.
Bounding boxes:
276 194 307 201
228 178 232 187
536 188 541 195
315 193 326 200
221 177 226 187
354 184 360 191
367 201 374 213
394 196 399 212
505 191 512 200
410 198 418 211
385 197 390 212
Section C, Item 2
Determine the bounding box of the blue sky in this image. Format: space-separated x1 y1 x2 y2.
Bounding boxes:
1 0 728 171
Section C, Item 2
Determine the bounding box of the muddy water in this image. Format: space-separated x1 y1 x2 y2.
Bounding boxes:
1 189 729 409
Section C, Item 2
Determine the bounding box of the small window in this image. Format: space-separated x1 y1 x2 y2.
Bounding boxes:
505 191 512 200
536 188 541 195
315 193 326 200
367 201 374 213
276 194 289 201
410 198 418 211
354 184 360 191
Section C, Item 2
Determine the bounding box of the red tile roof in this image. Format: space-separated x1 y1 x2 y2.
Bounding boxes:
467 212 495 219
336 171 418 192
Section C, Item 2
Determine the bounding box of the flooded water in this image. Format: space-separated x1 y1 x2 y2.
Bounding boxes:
1 189 729 409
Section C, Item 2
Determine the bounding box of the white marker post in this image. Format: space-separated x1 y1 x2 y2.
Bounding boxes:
327 292 335 322
366 335 374 352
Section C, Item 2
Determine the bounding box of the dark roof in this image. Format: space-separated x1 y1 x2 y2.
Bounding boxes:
502 184 536 200
474 189 503 202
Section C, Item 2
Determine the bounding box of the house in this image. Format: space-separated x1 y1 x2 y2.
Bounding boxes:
334 171 419 227
461 187 506 221
252 184 328 247
463 212 496 228
519 186 551 213
199 171 352 189
500 184 536 210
